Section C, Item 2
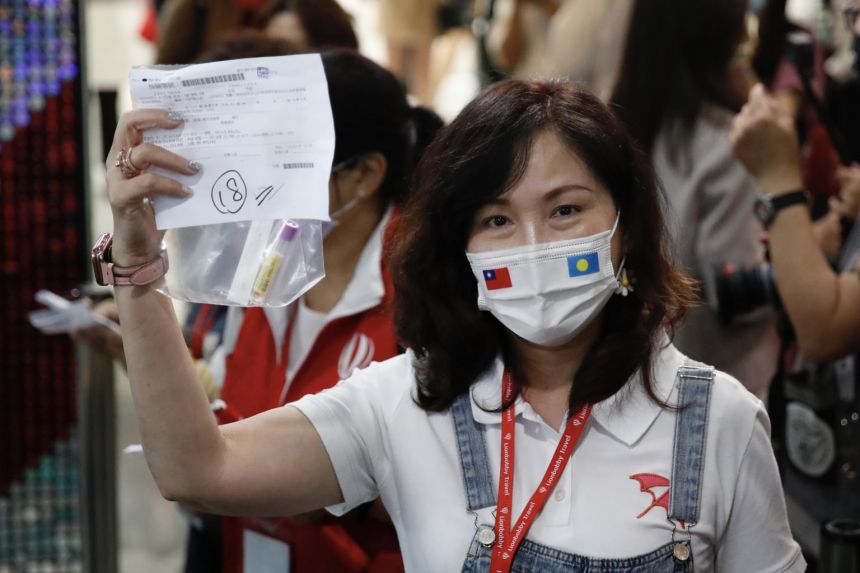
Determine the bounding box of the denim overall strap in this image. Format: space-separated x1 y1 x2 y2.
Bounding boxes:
668 361 715 526
451 391 497 511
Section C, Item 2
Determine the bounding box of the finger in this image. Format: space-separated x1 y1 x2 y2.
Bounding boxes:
736 100 755 122
124 143 200 177
749 83 766 100
747 84 769 111
731 109 762 144
829 200 847 218
119 108 183 136
108 171 193 208
731 106 754 133
729 121 747 149
763 95 784 117
836 165 860 184
108 109 183 164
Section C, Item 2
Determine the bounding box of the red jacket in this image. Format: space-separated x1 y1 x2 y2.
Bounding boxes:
216 252 404 573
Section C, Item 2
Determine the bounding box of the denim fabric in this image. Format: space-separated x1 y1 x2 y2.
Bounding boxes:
461 534 693 573
452 361 714 573
669 364 715 527
452 388 497 511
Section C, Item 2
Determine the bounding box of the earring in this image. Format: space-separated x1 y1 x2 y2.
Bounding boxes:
616 267 635 297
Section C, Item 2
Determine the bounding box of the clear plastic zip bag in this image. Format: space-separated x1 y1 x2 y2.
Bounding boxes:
156 218 324 307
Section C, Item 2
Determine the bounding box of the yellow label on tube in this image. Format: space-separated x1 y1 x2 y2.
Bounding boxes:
253 251 284 299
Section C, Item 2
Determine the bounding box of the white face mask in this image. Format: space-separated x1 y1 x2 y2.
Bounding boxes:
323 156 363 237
465 213 624 347
321 195 361 238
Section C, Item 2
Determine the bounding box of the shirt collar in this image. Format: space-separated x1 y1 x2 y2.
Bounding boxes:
327 207 391 322
469 334 683 447
589 335 682 447
469 358 571 434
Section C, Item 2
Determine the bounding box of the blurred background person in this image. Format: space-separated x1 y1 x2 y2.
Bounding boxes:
484 0 559 79
252 0 359 49
752 0 850 214
731 82 860 500
155 0 357 64
732 85 860 361
377 0 443 103
155 0 265 64
485 0 634 100
610 0 780 398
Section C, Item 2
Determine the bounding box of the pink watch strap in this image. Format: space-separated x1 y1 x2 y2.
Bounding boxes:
110 255 169 286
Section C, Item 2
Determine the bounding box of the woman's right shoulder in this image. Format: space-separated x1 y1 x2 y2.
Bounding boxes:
334 351 418 410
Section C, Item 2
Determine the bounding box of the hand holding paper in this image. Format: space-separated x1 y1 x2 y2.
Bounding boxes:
129 54 335 230
29 290 121 335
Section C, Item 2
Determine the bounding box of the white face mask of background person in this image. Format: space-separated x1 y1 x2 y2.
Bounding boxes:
466 213 624 347
322 156 365 237
321 195 362 237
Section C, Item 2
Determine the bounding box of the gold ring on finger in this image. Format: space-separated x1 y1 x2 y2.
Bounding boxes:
115 146 142 178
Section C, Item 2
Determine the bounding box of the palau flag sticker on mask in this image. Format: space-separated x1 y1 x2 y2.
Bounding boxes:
567 253 599 277
483 267 512 290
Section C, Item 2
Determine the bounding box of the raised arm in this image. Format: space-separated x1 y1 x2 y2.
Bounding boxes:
106 109 342 516
731 85 860 361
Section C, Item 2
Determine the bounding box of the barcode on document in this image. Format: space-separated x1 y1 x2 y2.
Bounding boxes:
283 162 315 169
181 73 246 87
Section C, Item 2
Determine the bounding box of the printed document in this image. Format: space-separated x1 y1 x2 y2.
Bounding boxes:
129 54 335 230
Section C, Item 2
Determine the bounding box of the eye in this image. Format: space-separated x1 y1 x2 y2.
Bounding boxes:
553 205 579 218
484 215 511 229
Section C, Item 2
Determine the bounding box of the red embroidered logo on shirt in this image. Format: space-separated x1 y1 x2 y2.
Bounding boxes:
337 332 375 379
630 473 670 519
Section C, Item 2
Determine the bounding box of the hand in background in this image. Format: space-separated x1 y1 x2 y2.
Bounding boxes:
731 84 803 195
830 164 860 221
811 210 844 259
70 299 127 369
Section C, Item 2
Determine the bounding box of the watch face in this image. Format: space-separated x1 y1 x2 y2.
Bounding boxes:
91 251 107 285
754 197 774 226
91 233 112 286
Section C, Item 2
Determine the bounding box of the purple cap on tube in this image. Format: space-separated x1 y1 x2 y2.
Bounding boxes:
279 220 299 242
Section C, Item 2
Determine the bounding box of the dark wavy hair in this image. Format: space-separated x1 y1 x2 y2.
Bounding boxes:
390 80 696 413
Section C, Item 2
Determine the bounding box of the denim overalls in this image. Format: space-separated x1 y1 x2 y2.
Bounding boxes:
452 363 715 573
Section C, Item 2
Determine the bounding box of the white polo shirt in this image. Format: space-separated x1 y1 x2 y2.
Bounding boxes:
291 341 805 573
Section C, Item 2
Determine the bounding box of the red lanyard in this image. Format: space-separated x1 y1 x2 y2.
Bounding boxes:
490 369 592 573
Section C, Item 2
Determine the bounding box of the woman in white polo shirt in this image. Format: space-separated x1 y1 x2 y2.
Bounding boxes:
100 79 804 572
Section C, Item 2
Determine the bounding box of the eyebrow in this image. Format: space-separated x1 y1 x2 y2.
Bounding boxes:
483 184 595 207
543 184 594 201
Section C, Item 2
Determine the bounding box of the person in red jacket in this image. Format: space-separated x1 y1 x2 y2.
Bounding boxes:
207 48 442 573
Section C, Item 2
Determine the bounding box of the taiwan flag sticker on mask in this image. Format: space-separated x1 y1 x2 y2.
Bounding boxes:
483 268 512 290
567 253 599 277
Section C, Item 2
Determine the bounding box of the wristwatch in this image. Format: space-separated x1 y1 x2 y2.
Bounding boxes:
91 233 169 286
753 189 809 228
